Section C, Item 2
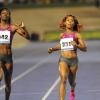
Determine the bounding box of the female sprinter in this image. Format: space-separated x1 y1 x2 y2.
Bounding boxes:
0 8 30 100
48 15 87 100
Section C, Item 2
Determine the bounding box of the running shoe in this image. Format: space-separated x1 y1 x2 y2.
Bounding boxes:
70 90 75 100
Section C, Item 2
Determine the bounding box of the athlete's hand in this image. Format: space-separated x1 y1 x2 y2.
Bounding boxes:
19 21 25 28
48 48 53 54
70 41 77 47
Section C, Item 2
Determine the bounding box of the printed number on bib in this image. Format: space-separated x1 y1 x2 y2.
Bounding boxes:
60 38 74 50
0 30 10 44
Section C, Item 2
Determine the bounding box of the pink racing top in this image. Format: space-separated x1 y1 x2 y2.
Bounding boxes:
60 32 78 51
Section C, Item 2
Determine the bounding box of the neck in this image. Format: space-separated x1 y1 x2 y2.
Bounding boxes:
66 28 73 34
0 21 9 29
1 20 9 25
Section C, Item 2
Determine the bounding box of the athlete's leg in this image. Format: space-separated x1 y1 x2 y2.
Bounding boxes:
68 65 78 100
68 65 78 90
0 62 3 81
59 61 69 100
4 62 13 100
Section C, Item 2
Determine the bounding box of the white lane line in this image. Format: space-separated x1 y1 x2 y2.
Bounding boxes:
0 56 50 91
42 77 60 100
87 89 100 93
0 92 45 96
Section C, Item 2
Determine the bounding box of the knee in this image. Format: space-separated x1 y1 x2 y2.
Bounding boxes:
5 86 11 93
60 76 67 84
5 70 12 79
0 75 3 81
0 68 3 81
5 83 11 92
71 82 76 89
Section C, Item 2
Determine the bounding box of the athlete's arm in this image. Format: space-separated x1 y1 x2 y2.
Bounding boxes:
48 44 61 54
48 33 62 54
13 22 30 40
76 33 87 52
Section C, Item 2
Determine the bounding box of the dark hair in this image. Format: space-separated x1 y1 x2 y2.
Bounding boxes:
0 7 11 24
60 14 82 32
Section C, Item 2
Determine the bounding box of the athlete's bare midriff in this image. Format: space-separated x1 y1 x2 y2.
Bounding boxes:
60 50 77 58
0 44 12 55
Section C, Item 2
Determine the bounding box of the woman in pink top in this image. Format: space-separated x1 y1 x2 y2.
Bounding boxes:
48 15 87 100
0 8 30 100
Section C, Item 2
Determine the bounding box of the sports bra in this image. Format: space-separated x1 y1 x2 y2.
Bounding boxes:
60 32 78 51
0 24 13 44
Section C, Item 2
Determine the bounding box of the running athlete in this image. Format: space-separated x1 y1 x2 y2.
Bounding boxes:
48 15 87 100
0 8 30 100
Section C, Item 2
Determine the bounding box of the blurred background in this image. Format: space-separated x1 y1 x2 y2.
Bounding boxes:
0 0 100 44
0 1 100 100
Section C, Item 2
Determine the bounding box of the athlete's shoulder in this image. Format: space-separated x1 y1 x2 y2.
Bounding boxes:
59 32 64 38
75 32 82 39
8 24 19 33
11 24 17 28
11 24 19 30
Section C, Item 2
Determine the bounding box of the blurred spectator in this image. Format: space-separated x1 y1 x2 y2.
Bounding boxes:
13 0 28 4
95 0 100 8
34 0 48 4
12 0 36 4
27 0 36 4
70 0 78 2
0 0 9 8
13 0 20 3
32 0 37 3
30 32 39 41
7 0 98 5
0 0 5 8
43 0 51 4
35 0 60 4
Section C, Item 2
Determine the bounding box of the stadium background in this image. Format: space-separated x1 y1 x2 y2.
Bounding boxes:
0 1 100 100
0 0 100 47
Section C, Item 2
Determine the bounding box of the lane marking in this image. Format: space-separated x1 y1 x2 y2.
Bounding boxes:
0 56 50 91
0 92 44 96
42 77 60 100
87 89 100 93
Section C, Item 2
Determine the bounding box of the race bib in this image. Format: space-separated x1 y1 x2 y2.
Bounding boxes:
0 30 10 44
60 38 74 50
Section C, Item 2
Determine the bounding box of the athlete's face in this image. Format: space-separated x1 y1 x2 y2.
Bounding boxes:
65 16 75 29
0 9 10 21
